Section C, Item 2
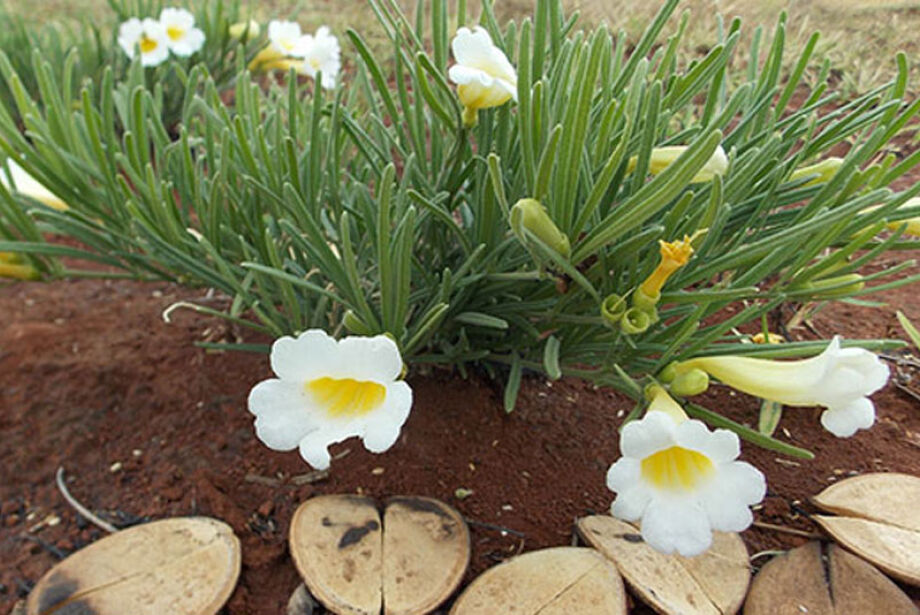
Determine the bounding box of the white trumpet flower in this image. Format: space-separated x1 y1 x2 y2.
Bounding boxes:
678 337 889 437
448 26 517 123
293 26 341 89
606 388 765 556
248 329 413 470
1 160 69 211
159 8 205 57
117 17 170 67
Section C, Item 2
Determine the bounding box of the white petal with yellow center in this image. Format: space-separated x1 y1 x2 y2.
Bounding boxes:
448 26 517 110
159 8 205 57
268 20 303 55
291 26 341 89
117 17 170 67
607 411 765 556
248 329 412 470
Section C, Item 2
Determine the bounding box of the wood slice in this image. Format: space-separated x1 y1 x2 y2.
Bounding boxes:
812 473 920 532
829 544 919 615
26 517 240 615
576 515 748 615
744 542 834 615
814 515 920 586
382 496 469 615
744 541 918 615
449 547 626 615
290 495 383 615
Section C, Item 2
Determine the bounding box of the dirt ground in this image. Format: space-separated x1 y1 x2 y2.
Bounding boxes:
0 240 918 614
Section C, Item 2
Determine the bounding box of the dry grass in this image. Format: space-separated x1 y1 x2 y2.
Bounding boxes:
4 0 920 93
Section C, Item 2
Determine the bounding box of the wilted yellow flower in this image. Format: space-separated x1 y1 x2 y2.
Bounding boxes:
638 236 694 304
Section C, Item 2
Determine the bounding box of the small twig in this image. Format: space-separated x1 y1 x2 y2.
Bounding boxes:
893 381 920 404
752 520 822 540
55 467 118 534
464 518 526 538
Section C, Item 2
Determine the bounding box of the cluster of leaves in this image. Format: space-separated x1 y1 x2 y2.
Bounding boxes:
1 0 918 451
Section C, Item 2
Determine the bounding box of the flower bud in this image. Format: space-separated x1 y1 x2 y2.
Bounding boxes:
0 261 40 280
229 19 261 40
669 368 710 397
510 198 571 259
343 310 375 336
789 157 844 187
793 273 865 299
620 307 652 335
627 145 728 184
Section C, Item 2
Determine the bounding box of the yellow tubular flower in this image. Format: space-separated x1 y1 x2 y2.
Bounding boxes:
637 236 694 305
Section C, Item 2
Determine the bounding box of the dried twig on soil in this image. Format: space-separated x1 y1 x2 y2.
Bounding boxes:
752 520 822 540
55 466 117 534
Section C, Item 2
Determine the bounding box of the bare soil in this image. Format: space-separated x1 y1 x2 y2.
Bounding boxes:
0 256 918 614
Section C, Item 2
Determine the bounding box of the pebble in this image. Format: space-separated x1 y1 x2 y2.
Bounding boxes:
257 500 275 517
371 467 385 476
109 461 123 473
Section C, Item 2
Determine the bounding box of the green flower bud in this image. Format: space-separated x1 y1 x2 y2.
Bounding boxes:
601 293 627 328
510 198 571 259
789 157 844 187
632 287 659 312
343 310 374 336
794 273 865 299
669 368 710 397
658 362 678 384
620 307 652 335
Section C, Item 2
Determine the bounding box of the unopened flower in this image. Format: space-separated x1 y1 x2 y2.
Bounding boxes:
248 329 413 470
636 235 694 309
292 26 341 89
789 157 844 187
866 197 920 237
448 26 517 125
627 145 728 184
0 251 39 280
510 198 570 259
118 18 170 66
674 336 889 437
2 160 69 211
159 8 205 57
229 19 260 40
607 386 765 556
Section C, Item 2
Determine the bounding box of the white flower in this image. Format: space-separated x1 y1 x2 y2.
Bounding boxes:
607 404 765 557
159 8 205 57
247 329 413 470
1 160 69 211
292 26 341 89
681 336 889 438
268 19 303 55
117 17 170 67
448 26 517 111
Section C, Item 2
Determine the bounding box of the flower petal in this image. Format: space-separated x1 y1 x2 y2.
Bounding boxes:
248 379 315 451
620 411 677 459
606 457 640 493
611 485 652 522
640 496 712 557
674 419 740 463
270 329 338 381
821 397 876 437
361 381 413 453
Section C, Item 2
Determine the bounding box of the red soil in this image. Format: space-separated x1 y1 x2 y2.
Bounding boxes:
0 264 918 613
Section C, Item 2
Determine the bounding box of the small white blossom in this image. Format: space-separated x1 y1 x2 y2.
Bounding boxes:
159 8 205 57
267 19 303 55
248 330 413 470
448 26 517 111
607 400 765 557
292 26 341 89
682 336 889 437
117 17 170 67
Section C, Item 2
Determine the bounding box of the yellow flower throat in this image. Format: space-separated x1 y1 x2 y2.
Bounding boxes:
140 35 159 54
641 446 715 491
307 377 386 418
167 26 185 42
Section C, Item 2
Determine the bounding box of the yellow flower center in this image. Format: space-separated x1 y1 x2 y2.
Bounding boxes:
139 35 159 54
167 25 185 41
309 57 322 70
307 377 386 418
280 38 296 52
641 446 715 491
